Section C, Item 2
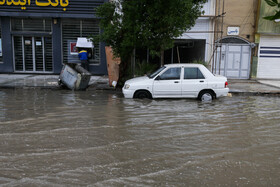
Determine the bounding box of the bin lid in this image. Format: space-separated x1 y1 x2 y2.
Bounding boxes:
76 37 94 48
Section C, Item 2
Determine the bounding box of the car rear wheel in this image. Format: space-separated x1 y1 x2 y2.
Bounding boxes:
134 90 152 99
198 90 215 101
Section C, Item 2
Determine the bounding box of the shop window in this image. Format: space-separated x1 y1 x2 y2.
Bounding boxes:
11 18 51 32
62 19 100 64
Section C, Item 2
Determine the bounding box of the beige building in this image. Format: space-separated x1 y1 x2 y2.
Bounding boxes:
215 0 258 42
212 0 258 79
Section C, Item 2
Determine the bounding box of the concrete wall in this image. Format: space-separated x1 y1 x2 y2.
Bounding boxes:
215 0 258 43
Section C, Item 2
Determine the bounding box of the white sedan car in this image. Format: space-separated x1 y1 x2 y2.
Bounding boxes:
122 64 229 101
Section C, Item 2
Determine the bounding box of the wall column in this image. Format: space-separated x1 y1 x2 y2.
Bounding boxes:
52 18 63 74
0 17 13 72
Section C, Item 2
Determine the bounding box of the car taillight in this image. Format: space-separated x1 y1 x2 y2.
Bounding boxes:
225 81 228 88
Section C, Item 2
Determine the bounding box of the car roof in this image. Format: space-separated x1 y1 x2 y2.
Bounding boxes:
164 63 204 68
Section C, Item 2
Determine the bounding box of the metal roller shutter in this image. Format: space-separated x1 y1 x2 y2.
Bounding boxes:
257 35 280 79
62 19 100 64
0 20 2 62
11 18 53 73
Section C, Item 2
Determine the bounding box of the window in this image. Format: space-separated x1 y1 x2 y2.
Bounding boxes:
11 18 51 32
184 67 205 79
62 19 100 64
159 67 181 80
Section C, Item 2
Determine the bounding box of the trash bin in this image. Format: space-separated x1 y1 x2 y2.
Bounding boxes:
58 63 91 90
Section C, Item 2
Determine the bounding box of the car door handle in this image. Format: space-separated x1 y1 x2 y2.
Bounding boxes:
200 80 204 83
174 81 180 83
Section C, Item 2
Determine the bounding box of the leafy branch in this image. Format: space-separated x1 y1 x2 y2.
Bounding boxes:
263 0 280 20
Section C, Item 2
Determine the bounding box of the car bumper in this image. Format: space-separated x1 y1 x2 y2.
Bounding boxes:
215 88 229 98
122 88 135 98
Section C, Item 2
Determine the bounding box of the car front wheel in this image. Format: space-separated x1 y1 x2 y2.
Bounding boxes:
134 90 152 99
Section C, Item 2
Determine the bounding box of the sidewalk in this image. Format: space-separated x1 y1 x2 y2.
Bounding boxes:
0 74 280 96
0 74 112 90
228 79 280 96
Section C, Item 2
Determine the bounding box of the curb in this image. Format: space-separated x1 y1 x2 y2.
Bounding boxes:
0 84 116 91
230 91 280 96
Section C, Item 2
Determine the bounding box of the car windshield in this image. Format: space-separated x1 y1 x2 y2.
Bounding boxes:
148 66 166 78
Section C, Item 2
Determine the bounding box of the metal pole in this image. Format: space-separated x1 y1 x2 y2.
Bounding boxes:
177 46 180 63
214 0 221 74
171 47 174 64
131 48 136 77
218 0 225 75
147 48 149 63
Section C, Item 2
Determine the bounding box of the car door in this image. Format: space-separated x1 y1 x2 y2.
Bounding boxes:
153 67 182 98
181 67 208 98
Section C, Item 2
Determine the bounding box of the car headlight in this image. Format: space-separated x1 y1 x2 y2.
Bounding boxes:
124 84 130 89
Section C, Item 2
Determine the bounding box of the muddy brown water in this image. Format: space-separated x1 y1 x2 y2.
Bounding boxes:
0 89 279 186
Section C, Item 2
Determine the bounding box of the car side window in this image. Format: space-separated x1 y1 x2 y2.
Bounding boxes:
159 67 181 80
184 67 205 79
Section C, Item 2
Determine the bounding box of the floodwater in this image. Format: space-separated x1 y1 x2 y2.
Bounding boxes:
0 89 280 186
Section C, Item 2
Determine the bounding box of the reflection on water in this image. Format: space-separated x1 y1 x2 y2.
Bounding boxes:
0 89 280 186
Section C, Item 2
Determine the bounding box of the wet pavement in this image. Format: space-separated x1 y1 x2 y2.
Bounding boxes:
0 89 280 186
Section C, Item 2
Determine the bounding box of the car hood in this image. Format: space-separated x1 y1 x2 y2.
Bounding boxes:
125 76 150 84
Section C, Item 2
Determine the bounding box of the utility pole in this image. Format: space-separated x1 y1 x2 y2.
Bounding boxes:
212 0 225 75
218 0 225 75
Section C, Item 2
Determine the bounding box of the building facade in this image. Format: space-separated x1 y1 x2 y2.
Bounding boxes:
256 0 280 79
0 0 107 75
164 0 259 80
164 0 216 65
213 0 258 79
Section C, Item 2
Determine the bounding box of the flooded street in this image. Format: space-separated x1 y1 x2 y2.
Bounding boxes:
0 89 280 186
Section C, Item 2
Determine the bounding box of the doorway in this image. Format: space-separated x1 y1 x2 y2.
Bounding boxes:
13 36 53 73
164 39 206 64
214 37 252 79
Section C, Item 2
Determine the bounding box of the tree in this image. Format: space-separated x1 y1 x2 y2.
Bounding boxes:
263 0 280 21
95 0 207 78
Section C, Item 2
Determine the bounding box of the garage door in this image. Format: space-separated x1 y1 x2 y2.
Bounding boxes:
257 35 280 79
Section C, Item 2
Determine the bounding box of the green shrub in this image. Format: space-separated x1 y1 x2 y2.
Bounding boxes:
134 61 158 77
191 59 208 66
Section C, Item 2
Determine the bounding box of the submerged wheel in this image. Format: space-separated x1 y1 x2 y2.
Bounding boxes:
134 90 152 99
198 90 215 101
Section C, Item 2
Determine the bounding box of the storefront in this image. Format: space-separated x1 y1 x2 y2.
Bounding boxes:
0 0 107 75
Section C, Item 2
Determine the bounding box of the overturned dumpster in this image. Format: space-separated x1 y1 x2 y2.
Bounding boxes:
58 63 91 90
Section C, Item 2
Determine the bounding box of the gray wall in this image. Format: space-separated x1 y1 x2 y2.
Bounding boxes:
0 17 13 72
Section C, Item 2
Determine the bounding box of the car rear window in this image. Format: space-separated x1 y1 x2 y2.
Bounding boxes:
184 67 205 79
